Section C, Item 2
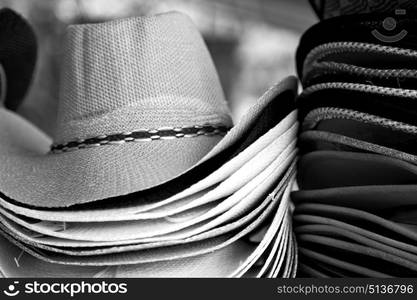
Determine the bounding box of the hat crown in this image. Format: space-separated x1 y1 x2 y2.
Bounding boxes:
54 12 231 144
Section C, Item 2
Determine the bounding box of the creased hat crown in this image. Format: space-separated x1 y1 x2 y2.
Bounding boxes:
54 11 232 144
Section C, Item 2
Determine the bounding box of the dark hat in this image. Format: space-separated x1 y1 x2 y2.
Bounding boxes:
0 8 37 111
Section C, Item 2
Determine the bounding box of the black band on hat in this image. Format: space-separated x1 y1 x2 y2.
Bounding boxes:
50 124 231 153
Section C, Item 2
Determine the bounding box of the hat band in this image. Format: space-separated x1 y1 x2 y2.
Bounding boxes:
0 64 6 104
50 124 230 153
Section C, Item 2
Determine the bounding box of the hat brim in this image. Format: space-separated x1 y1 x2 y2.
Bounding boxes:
0 146 296 243
0 182 285 266
0 111 298 221
0 76 297 208
295 215 417 256
0 173 295 275
301 107 417 156
297 224 417 262
0 188 269 251
0 159 295 270
293 185 417 211
295 203 417 243
298 247 390 277
296 13 417 77
299 130 417 165
298 151 417 189
0 233 254 277
298 234 416 276
295 205 417 276
0 160 297 251
298 82 417 125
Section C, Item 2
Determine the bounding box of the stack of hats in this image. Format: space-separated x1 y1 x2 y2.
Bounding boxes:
309 0 417 19
0 9 299 278
293 10 417 277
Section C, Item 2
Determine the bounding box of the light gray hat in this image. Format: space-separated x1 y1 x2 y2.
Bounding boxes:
0 12 297 208
0 11 233 208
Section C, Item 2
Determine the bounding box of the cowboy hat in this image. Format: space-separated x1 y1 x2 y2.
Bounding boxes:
0 11 298 208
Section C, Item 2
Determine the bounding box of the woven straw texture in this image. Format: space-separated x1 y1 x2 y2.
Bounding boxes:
55 11 231 144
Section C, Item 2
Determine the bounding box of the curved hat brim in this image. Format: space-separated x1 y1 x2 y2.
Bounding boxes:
298 247 390 277
0 232 255 277
298 234 417 276
0 112 297 221
0 178 290 266
303 107 417 153
297 82 417 126
298 151 417 189
299 130 417 165
0 148 296 243
295 214 417 255
0 76 298 208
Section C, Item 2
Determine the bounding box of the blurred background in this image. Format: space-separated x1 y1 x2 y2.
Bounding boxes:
0 0 316 136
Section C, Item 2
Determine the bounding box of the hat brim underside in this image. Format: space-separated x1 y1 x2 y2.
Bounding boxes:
295 204 417 254
303 42 417 74
0 76 298 208
298 151 417 189
294 185 417 211
299 130 417 164
0 232 255 277
295 215 417 273
297 83 417 126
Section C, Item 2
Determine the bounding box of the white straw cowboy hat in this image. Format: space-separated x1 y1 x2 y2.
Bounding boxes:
0 11 297 208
